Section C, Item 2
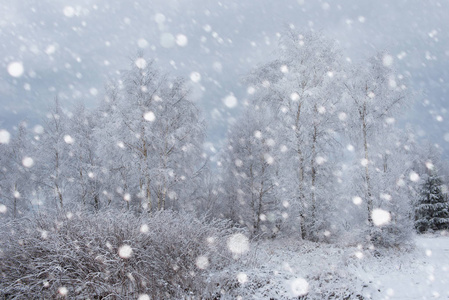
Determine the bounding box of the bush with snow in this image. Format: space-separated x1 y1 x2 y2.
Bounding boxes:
0 209 239 299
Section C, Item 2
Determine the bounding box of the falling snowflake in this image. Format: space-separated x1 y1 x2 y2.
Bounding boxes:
63 6 75 17
352 196 362 205
137 38 149 48
227 233 249 254
290 92 300 101
289 278 309 297
154 13 166 24
33 125 44 134
315 156 326 165
213 61 223 73
45 45 56 55
195 256 209 269
360 158 369 167
144 111 156 122
0 130 11 144
58 287 68 296
409 171 420 182
338 112 347 121
160 33 175 48
280 65 289 73
264 153 274 164
7 62 24 77
223 94 238 108
317 106 326 114
380 193 392 201
237 272 248 284
372 208 391 226
176 34 188 47
89 88 98 96
190 72 201 82
22 157 34 168
266 138 275 147
382 54 394 67
135 58 147 69
140 224 149 233
118 244 133 258
64 135 74 144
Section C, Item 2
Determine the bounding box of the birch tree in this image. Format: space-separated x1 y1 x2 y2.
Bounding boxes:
34 99 72 210
245 30 343 239
219 105 281 236
65 104 102 209
98 56 204 212
343 53 408 227
0 124 34 217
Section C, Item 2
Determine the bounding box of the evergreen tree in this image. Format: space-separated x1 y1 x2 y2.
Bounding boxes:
415 172 449 233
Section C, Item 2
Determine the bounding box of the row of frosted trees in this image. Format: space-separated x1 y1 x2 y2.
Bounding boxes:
0 59 207 217
216 31 448 243
1 30 447 244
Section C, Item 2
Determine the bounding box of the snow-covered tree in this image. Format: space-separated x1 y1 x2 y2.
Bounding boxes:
245 30 343 239
97 56 205 212
0 124 34 217
364 129 415 246
219 105 282 236
415 172 449 233
33 98 72 210
343 52 409 227
65 104 103 210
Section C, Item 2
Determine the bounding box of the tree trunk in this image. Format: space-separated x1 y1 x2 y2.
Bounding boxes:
79 167 86 207
311 119 318 224
362 111 373 226
13 183 17 218
255 159 265 235
55 151 63 209
142 137 152 213
94 194 99 210
249 163 257 234
295 102 307 239
146 177 151 213
56 184 63 209
299 149 306 239
300 213 307 240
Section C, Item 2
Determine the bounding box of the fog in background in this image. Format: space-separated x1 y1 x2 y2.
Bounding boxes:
1 0 448 157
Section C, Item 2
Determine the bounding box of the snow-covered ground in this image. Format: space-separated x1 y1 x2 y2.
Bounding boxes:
228 234 449 299
362 234 449 300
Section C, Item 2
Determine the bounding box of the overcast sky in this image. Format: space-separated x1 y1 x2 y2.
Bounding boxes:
1 0 448 155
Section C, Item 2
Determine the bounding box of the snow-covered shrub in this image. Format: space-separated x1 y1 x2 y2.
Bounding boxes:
338 223 413 251
304 270 366 299
367 224 414 250
340 220 412 251
0 209 238 299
